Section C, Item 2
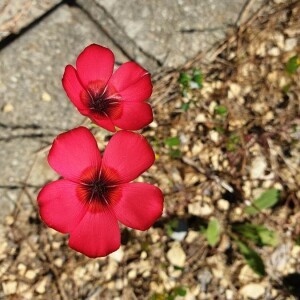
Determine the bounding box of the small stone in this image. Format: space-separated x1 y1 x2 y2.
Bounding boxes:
285 38 297 51
186 230 199 243
191 142 203 156
209 131 220 143
188 202 213 217
115 279 123 290
54 258 64 268
74 266 86 279
250 156 267 179
17 264 27 276
2 103 14 113
256 42 266 56
149 121 158 128
36 277 49 294
195 113 207 123
5 215 14 225
238 265 259 284
2 281 17 295
291 245 300 258
17 282 30 293
183 292 196 300
217 199 230 211
168 266 182 278
171 230 187 242
225 289 234 300
52 241 61 250
184 172 199 186
109 247 124 263
142 270 151 278
264 111 274 121
208 101 217 114
128 269 137 280
240 283 265 299
25 270 37 281
141 251 147 259
105 260 118 280
107 281 114 290
42 91 52 102
166 242 186 267
268 47 280 57
198 269 212 292
171 168 182 183
228 83 241 98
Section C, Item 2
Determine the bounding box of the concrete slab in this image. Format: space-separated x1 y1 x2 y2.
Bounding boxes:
77 0 250 70
0 0 61 41
0 4 127 217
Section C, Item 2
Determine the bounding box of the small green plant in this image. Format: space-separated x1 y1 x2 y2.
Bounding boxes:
245 188 279 215
285 55 299 75
214 105 228 117
164 137 182 158
179 69 203 94
182 102 190 112
235 240 266 277
192 69 203 88
232 223 279 247
164 137 180 147
165 219 179 236
226 133 240 152
206 218 221 247
151 287 187 300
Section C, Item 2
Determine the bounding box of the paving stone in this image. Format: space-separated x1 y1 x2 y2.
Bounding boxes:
0 0 61 41
0 5 127 217
77 0 251 70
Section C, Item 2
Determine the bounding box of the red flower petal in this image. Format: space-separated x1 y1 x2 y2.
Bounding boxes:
113 183 163 230
38 180 87 233
48 127 101 181
102 131 155 183
113 101 153 130
90 114 116 132
69 209 120 258
62 65 87 112
109 62 152 101
76 44 114 88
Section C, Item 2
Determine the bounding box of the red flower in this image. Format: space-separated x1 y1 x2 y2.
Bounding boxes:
62 44 153 132
37 127 163 258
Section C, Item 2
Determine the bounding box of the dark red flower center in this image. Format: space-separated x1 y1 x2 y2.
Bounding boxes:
80 81 122 118
77 166 121 212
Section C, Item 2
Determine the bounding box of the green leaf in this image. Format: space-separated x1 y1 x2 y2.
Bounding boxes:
226 133 239 152
182 102 190 111
206 218 220 247
233 224 279 247
192 69 203 88
236 240 266 276
258 227 278 247
214 105 228 116
166 219 179 236
179 72 191 88
169 149 182 158
174 287 187 297
245 189 279 215
164 137 180 147
215 126 225 134
285 55 299 75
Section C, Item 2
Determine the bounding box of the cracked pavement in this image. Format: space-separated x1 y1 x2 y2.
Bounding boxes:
0 0 261 218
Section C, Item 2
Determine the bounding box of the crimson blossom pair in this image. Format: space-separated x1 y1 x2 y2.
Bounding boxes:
37 44 164 258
